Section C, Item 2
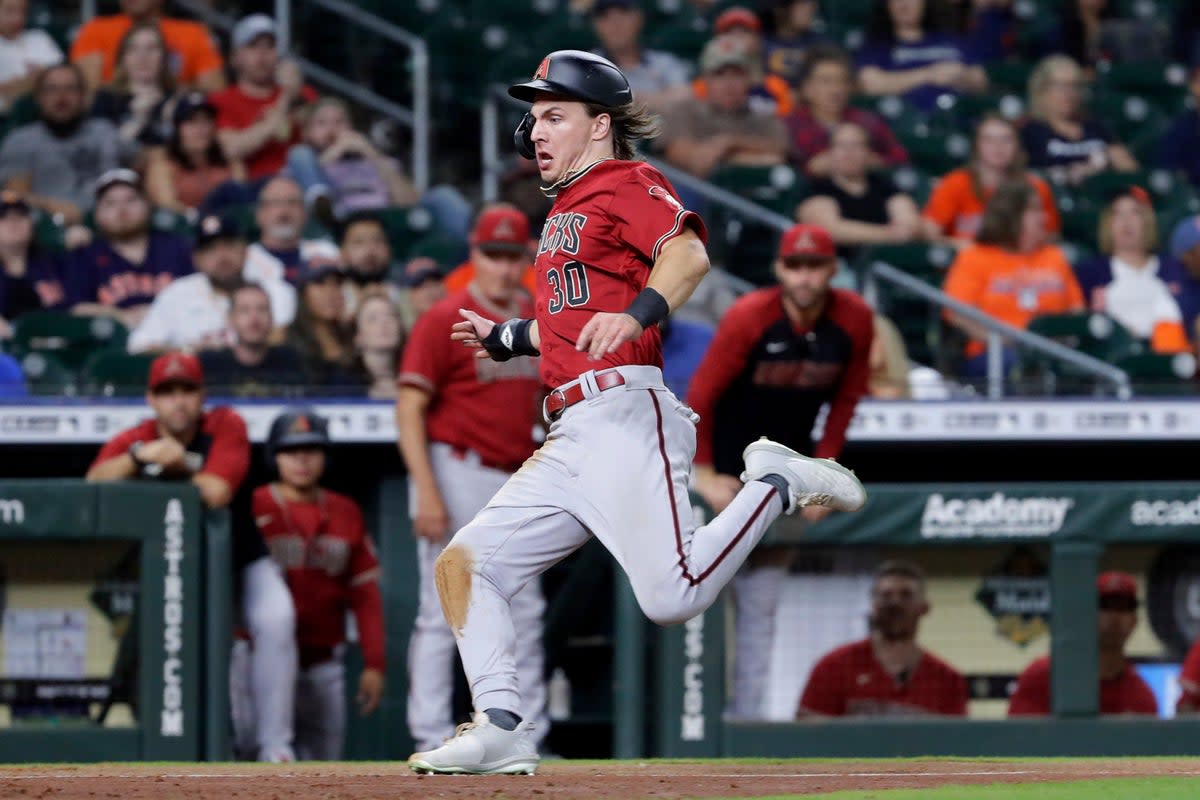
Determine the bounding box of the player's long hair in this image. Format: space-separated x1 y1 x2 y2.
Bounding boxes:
586 101 659 161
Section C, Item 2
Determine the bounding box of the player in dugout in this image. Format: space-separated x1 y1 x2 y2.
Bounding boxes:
85 352 299 761
797 559 968 717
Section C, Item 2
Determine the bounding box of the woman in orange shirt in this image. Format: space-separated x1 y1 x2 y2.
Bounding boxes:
942 180 1083 379
922 113 1060 243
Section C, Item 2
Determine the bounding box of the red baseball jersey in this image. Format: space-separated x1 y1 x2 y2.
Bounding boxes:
252 484 385 671
798 639 968 717
1007 655 1158 716
90 406 250 491
399 286 542 470
533 159 707 388
1178 637 1200 711
687 285 873 471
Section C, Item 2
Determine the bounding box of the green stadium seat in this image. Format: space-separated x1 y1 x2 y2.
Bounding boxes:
18 351 73 397
984 62 1035 96
1113 350 1198 395
897 126 971 176
1093 61 1189 116
9 311 129 372
1085 92 1169 144
887 165 936 207
1020 311 1142 393
709 164 807 216
80 350 156 397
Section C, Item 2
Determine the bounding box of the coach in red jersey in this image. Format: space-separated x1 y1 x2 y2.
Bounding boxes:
236 409 384 760
1176 634 1200 714
85 351 300 762
1009 571 1157 717
686 222 873 719
798 560 968 717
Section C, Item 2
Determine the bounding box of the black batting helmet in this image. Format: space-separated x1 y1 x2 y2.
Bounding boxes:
508 50 633 159
265 407 331 465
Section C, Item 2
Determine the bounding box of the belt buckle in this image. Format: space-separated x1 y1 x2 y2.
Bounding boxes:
543 387 567 422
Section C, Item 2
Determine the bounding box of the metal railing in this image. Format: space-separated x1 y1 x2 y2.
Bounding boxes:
479 82 1130 397
146 0 430 192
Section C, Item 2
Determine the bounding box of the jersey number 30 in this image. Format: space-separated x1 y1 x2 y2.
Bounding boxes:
547 261 590 314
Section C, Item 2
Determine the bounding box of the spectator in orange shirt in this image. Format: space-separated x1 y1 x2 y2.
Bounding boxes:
922 113 1060 244
443 204 536 299
942 180 1084 379
69 0 225 93
210 15 316 181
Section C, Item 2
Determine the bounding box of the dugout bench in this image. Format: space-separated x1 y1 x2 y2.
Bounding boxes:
621 482 1200 759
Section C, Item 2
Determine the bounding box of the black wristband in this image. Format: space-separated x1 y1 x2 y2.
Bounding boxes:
481 318 539 362
625 287 670 330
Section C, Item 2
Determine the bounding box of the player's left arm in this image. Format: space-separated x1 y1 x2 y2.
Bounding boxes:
193 410 250 509
576 228 709 359
815 303 873 460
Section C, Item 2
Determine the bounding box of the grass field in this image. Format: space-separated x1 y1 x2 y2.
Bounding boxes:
0 757 1197 799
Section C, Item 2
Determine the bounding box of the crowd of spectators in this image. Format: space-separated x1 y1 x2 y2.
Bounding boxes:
4 0 1200 400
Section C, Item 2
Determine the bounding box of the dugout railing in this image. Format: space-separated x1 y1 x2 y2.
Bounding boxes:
618 483 1200 759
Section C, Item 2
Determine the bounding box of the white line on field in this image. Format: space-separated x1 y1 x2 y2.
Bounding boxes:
0 769 1041 780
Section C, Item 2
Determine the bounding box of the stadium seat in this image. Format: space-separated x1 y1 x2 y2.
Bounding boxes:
709 164 807 216
1085 92 1169 145
886 165 935 207
80 351 156 397
1094 61 1189 116
1020 312 1141 394
1113 350 1198 395
984 61 1034 96
9 311 128 372
19 351 75 397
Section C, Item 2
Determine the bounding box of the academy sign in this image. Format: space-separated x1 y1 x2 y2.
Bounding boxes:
921 492 1075 539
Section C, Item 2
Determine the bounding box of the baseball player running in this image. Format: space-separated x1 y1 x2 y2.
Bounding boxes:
687 223 873 719
407 50 865 776
396 204 549 754
232 408 386 760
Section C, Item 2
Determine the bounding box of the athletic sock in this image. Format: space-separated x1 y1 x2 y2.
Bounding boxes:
484 707 522 731
759 474 791 513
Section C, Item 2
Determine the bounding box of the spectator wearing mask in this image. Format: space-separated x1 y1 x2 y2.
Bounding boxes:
49 169 192 329
443 204 536 299
590 0 692 113
145 91 248 216
286 261 356 389
0 191 58 337
1074 187 1191 356
127 214 296 353
942 180 1084 378
210 14 316 181
923 113 1060 243
1009 571 1157 716
786 44 908 178
198 283 307 397
856 0 988 114
762 0 829 87
657 36 790 179
90 22 177 154
796 121 924 261
0 0 64 115
69 0 225 93
1019 54 1137 185
0 63 122 225
245 175 339 287
349 290 404 399
798 560 967 717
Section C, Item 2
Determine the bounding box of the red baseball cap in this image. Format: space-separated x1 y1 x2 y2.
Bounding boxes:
778 223 836 261
1097 571 1138 604
470 205 530 253
148 352 203 391
715 7 761 34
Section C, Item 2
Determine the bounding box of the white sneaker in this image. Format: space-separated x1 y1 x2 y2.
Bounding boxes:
740 437 867 514
408 712 539 775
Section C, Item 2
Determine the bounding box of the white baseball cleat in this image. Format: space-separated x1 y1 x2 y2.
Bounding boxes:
740 437 867 514
407 712 539 775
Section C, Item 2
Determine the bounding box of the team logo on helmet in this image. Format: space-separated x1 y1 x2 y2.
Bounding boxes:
534 57 550 80
290 415 312 434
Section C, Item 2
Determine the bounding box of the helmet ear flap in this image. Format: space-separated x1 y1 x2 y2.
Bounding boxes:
514 113 535 159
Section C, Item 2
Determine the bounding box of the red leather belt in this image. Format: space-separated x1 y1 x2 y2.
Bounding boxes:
544 369 627 421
